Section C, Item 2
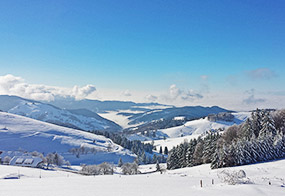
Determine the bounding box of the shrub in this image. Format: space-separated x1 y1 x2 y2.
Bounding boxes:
121 162 139 175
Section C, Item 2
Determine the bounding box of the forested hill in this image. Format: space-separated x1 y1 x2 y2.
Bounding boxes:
167 109 285 170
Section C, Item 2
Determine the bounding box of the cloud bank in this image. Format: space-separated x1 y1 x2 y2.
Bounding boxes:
0 74 96 101
145 84 203 105
1 74 284 111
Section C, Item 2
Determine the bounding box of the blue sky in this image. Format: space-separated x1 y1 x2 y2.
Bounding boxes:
0 0 284 109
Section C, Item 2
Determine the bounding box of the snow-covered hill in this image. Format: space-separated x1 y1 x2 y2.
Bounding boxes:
135 112 250 152
0 159 284 196
126 106 231 126
0 95 121 132
99 106 232 132
0 112 135 165
159 112 249 138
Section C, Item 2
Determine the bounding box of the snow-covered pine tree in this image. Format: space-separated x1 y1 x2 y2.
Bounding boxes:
259 111 277 138
202 133 220 164
186 139 197 167
180 142 189 167
273 134 283 158
176 144 184 168
251 109 263 138
167 146 179 169
193 141 204 166
223 143 237 167
240 118 253 141
210 147 224 169
234 141 247 166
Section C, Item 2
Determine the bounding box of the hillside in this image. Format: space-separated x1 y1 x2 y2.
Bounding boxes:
0 95 122 132
136 112 250 152
0 112 135 165
127 106 232 125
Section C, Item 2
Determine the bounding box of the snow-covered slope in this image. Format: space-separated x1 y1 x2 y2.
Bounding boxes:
0 159 284 196
137 112 250 152
130 112 249 141
159 112 249 138
0 112 135 165
0 95 121 132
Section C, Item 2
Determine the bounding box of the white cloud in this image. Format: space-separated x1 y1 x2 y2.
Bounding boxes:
246 68 277 80
0 74 96 101
72 85 96 100
243 89 266 105
162 84 203 102
145 94 158 102
1 74 284 111
122 89 132 97
200 75 209 81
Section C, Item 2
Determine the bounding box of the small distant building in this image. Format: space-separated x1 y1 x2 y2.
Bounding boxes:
9 156 44 168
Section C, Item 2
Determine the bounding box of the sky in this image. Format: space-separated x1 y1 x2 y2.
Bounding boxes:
0 0 285 110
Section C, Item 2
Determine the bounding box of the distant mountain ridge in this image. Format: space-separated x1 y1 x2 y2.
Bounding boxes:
123 106 233 134
47 98 170 113
128 106 232 125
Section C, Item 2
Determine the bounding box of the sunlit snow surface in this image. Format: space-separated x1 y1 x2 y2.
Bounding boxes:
0 112 135 165
0 159 284 196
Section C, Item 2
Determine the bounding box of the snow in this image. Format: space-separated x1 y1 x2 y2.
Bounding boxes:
0 112 135 165
173 116 185 120
0 159 284 196
7 100 120 132
160 112 250 138
142 112 250 151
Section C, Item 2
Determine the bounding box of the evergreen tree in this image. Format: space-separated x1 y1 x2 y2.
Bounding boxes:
156 161 161 171
240 118 253 140
186 138 197 167
193 141 204 165
118 157 123 167
260 111 276 138
141 151 147 164
152 154 157 164
159 146 163 154
164 146 168 155
251 109 263 138
167 147 179 169
168 109 285 170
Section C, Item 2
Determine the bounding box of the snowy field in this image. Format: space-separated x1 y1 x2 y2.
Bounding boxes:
0 159 284 196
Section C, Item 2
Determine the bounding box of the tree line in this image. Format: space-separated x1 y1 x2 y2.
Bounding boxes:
92 130 167 164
